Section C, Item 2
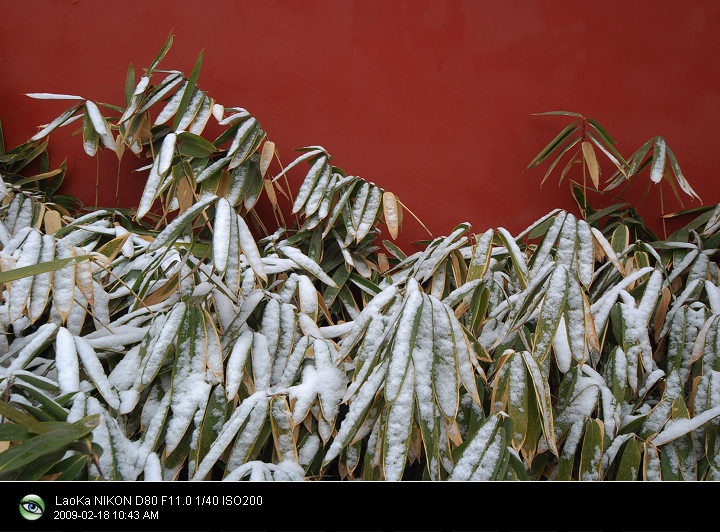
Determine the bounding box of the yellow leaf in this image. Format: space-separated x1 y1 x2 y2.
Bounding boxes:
654 286 671 342
44 209 63 234
377 252 389 273
143 272 180 307
263 179 278 210
446 420 463 447
382 192 400 239
581 141 600 188
216 168 231 199
259 140 275 177
177 176 195 215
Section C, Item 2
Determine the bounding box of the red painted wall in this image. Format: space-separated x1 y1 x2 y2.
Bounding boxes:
2 1 719 250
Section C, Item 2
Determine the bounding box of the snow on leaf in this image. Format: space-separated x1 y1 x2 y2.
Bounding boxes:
291 155 328 214
467 229 493 282
225 329 253 400
7 230 41 322
497 227 528 288
55 327 80 394
26 92 84 100
158 133 177 176
324 360 389 466
213 198 232 273
75 336 120 410
383 358 415 481
193 391 267 480
237 214 268 282
148 195 217 251
385 282 423 402
252 332 272 391
141 303 186 386
155 81 187 125
534 265 568 361
650 137 666 184
51 240 76 321
355 185 382 242
449 413 504 480
278 245 337 287
272 149 324 183
521 351 558 455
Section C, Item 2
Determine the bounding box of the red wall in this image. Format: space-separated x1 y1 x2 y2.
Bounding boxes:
2 1 719 250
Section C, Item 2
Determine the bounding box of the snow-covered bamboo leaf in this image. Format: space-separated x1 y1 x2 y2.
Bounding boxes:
467 229 493 282
213 198 232 273
278 245 336 287
74 336 120 410
521 351 557 455
292 155 328 214
382 359 414 481
324 360 389 466
55 327 79 395
147 195 217 251
270 396 298 463
533 265 568 362
385 283 423 402
579 418 604 480
428 296 459 418
193 391 267 480
449 413 505 480
51 241 76 321
236 214 267 282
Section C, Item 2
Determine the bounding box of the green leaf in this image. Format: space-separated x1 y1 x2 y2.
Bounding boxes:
0 401 48 434
124 63 136 106
586 117 616 145
615 436 641 480
610 223 630 254
177 132 217 158
13 139 49 172
53 453 89 481
148 31 174 74
526 123 578 169
0 424 33 441
0 415 99 473
579 418 604 480
193 384 230 476
172 50 203 131
521 351 557 456
0 255 92 284
13 383 68 421
533 111 585 118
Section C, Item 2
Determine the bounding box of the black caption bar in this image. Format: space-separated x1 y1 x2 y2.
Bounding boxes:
3 480 713 532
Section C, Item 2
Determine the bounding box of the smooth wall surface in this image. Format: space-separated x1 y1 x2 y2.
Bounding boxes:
2 0 719 249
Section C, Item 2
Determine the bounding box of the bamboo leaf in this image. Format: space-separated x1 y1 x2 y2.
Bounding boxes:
526 123 578 169
172 51 203 131
0 415 99 474
581 141 600 188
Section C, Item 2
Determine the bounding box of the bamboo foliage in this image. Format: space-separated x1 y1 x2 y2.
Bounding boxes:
1 39 719 481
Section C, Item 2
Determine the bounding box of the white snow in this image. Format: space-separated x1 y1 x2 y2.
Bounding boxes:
55 327 80 394
75 335 120 410
158 133 177 175
237 214 267 282
653 405 720 446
